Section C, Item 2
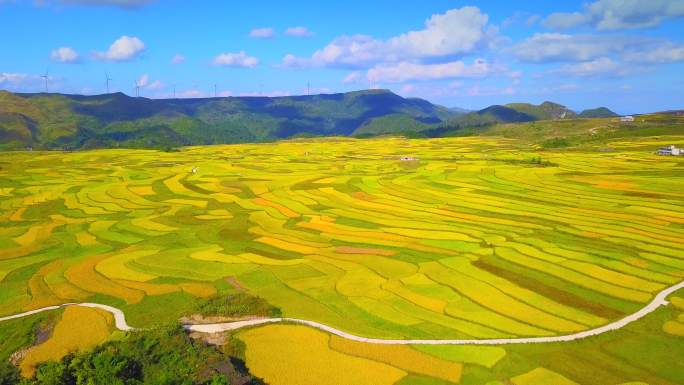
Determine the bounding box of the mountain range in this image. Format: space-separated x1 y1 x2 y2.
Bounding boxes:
0 89 618 149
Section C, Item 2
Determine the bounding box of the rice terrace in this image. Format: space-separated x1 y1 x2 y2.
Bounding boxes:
2 1 684 385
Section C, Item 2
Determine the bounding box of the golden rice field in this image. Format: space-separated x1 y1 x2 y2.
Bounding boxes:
1 135 684 384
19 306 113 377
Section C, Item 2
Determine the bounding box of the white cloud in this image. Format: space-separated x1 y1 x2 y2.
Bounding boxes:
146 80 164 90
94 35 145 61
515 33 614 62
622 43 684 63
282 6 496 68
285 26 314 37
514 33 684 64
543 12 589 30
249 27 274 39
171 54 185 64
50 47 80 63
550 57 624 77
177 89 204 98
342 71 363 84
467 85 516 97
213 51 259 67
0 72 36 85
399 84 415 95
0 72 55 91
366 59 506 83
54 0 154 8
136 73 149 87
544 0 684 30
135 74 163 90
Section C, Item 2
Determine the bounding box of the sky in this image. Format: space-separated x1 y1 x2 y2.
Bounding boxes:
1 0 683 114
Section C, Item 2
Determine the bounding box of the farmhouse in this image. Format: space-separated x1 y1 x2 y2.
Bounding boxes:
620 115 635 122
656 145 682 156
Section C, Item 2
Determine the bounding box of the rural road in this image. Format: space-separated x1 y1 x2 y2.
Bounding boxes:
2 280 683 345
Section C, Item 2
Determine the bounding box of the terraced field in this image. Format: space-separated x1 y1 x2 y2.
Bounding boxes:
1 135 684 384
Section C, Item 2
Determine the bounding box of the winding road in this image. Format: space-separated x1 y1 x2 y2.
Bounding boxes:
2 280 683 345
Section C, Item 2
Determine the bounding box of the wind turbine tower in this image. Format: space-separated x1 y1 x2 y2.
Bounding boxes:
105 72 112 93
214 83 217 97
40 70 49 93
134 80 140 97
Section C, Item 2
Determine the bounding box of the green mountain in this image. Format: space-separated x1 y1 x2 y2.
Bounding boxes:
506 101 577 120
0 89 454 149
578 107 618 118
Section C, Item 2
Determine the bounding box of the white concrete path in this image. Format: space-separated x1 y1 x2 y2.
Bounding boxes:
2 280 683 345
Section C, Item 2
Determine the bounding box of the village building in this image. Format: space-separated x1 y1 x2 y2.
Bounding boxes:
620 115 635 122
656 145 682 156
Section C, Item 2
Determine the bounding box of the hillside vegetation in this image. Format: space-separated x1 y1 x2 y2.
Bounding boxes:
0 90 453 150
1 90 653 150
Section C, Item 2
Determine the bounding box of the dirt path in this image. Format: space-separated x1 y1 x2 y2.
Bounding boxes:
2 280 683 345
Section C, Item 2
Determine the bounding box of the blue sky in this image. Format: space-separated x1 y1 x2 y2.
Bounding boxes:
1 0 683 113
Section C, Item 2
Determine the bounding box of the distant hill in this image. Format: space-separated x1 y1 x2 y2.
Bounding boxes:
579 107 618 118
0 89 454 149
448 106 471 115
505 101 577 120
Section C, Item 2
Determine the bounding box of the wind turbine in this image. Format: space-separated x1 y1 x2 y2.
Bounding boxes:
214 83 217 98
134 80 140 97
307 81 310 96
40 69 49 93
105 72 112 93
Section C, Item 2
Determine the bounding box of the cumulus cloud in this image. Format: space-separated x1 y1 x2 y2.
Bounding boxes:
0 72 37 86
0 72 55 91
366 59 507 83
94 36 145 61
282 6 497 68
514 33 684 64
342 71 363 84
134 74 164 91
213 51 259 67
50 46 80 63
622 42 684 63
249 27 274 39
171 54 185 64
550 57 625 77
136 73 149 87
285 26 314 37
544 0 684 30
146 80 164 90
54 0 154 8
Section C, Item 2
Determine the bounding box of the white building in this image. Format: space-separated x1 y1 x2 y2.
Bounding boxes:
620 115 635 122
656 145 682 156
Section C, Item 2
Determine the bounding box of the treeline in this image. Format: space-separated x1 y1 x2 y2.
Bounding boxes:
1 325 264 385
